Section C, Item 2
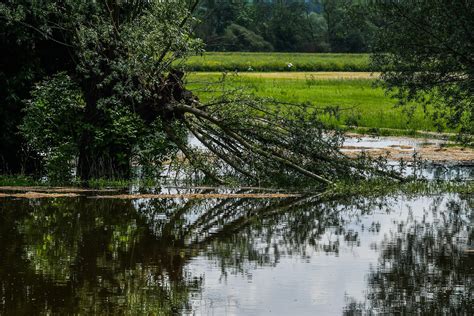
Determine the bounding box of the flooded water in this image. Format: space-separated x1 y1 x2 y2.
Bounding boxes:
342 134 448 149
0 189 472 315
188 134 474 181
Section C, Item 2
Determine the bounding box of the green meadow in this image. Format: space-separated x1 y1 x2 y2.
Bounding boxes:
187 72 439 132
182 52 372 72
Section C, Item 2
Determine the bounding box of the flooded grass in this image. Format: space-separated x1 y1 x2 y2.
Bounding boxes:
1 135 472 197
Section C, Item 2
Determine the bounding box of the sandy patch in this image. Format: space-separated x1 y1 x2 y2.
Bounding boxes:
93 193 301 200
0 192 80 199
343 145 474 163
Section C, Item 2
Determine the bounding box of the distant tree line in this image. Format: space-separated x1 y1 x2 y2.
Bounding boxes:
195 0 375 52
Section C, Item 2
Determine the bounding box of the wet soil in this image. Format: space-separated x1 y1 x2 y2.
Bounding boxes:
342 135 474 164
0 192 81 198
0 187 300 200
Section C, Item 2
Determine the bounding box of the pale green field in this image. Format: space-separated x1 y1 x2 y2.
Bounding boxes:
187 72 438 132
182 52 372 72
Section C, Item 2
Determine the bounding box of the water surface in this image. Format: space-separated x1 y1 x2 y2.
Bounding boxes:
0 190 472 315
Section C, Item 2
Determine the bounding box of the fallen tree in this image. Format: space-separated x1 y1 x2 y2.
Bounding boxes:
4 0 403 187
133 69 404 187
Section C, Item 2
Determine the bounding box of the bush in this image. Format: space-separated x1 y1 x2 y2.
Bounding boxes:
20 73 84 183
20 73 180 183
220 24 273 52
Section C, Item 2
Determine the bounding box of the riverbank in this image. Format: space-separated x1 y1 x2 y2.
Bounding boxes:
1 134 472 189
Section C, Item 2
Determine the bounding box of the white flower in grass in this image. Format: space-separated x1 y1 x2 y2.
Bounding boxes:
287 62 293 68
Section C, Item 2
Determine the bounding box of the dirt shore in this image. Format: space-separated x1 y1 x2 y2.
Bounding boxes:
342 136 474 164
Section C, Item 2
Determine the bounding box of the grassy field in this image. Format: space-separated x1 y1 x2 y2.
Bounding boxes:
187 72 439 132
182 52 372 72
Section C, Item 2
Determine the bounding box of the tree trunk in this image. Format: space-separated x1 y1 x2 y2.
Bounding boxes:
77 84 132 181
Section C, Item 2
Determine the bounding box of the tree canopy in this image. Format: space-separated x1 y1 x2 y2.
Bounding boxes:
0 0 202 179
371 0 474 140
195 0 374 53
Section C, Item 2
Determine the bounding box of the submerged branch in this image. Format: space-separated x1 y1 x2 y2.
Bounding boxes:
174 103 334 185
186 121 254 179
163 123 225 185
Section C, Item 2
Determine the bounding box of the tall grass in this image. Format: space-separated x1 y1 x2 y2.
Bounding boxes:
187 73 440 132
182 52 372 72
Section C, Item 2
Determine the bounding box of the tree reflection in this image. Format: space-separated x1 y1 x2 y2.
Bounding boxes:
344 194 473 315
1 190 382 314
0 190 471 314
0 198 199 315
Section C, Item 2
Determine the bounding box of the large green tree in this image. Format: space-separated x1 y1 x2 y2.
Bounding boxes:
0 1 72 173
2 0 202 181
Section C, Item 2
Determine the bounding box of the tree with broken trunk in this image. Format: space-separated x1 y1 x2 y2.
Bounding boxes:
3 0 401 186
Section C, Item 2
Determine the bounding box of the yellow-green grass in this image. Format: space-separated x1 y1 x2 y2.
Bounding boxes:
187 72 440 132
182 52 372 72
191 71 378 80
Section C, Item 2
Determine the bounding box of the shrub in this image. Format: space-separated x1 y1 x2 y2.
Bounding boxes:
20 73 84 183
220 24 273 52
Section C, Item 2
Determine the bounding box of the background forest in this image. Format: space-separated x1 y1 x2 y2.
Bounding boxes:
196 0 373 52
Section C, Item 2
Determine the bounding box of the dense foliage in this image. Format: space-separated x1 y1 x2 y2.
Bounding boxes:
196 0 375 53
371 0 474 140
1 0 201 181
20 73 84 182
0 0 72 173
0 0 406 186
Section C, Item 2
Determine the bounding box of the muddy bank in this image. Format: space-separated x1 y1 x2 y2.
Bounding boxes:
0 186 117 193
0 192 80 198
342 135 474 164
0 187 300 200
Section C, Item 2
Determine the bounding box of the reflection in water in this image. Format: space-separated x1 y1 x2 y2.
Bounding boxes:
0 191 472 314
417 164 474 180
0 198 199 315
344 196 473 315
